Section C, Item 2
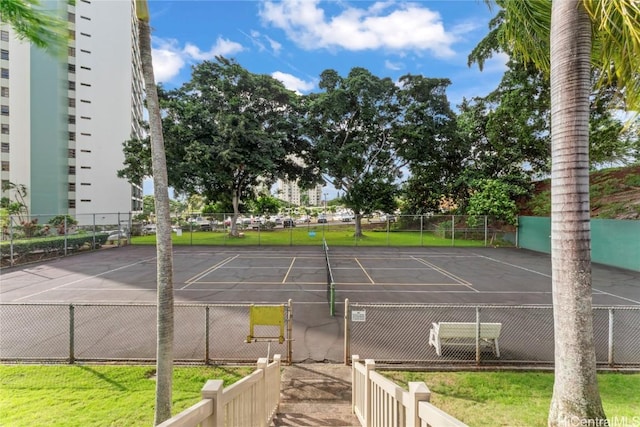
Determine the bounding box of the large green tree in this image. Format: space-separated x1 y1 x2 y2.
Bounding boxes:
135 1 174 424
307 68 457 235
479 1 640 425
137 58 308 237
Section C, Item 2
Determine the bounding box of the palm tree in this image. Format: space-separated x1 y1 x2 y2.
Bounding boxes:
0 0 67 52
488 1 640 425
135 1 175 424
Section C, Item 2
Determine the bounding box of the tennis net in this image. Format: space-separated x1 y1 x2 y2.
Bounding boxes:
323 239 336 316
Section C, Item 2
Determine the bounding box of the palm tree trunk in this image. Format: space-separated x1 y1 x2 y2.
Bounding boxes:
136 3 175 424
548 1 605 425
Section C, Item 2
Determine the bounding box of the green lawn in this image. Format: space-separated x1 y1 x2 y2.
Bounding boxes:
383 370 640 427
0 364 252 427
131 226 488 247
2 365 637 426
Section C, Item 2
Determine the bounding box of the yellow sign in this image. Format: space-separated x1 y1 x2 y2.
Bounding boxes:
246 305 285 344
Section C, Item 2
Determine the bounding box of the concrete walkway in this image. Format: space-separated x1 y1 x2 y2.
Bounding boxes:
273 364 360 427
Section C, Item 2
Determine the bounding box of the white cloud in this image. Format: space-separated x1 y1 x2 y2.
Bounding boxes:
151 39 186 83
260 0 461 57
183 37 244 61
384 60 403 71
271 71 315 94
151 37 245 83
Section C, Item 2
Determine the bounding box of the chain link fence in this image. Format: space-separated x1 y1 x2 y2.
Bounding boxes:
0 212 134 267
0 302 292 364
344 302 640 368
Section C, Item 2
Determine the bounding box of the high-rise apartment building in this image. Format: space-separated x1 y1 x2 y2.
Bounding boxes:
277 179 324 206
0 0 144 222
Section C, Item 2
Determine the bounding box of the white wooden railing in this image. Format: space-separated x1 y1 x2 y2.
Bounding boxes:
352 355 468 427
158 354 281 427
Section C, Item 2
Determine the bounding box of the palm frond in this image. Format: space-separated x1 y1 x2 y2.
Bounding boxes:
584 0 640 110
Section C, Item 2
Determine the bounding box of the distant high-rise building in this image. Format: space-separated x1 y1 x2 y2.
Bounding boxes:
0 0 144 222
277 179 323 206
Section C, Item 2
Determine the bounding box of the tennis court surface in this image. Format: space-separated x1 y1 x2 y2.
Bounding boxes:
2 245 638 306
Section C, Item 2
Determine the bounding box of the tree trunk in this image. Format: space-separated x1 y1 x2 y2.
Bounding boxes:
548 1 605 425
229 192 240 237
354 213 363 237
137 7 175 425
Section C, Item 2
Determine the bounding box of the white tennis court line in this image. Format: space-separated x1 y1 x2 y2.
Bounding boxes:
12 256 157 302
182 255 239 288
282 258 297 284
354 258 375 284
411 256 478 292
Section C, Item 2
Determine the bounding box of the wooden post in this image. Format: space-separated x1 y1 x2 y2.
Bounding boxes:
364 359 375 427
201 379 223 427
407 382 431 427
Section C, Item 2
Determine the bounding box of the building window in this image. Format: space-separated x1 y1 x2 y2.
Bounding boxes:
1 124 8 134
80 32 91 38
1 87 8 97
1 68 8 79
68 47 75 57
68 12 75 23
68 115 75 124
68 199 76 208
80 15 91 21
80 166 91 169
80 182 91 185
1 105 8 116
68 149 76 158
68 63 75 73
80 66 91 71
0 31 8 42
69 182 76 192
68 81 75 91
1 161 9 171
69 131 75 141
1 143 9 153
80 99 91 104
80 82 91 87
68 97 75 108
80 149 91 153
80 132 91 136
80 49 91 54
68 166 76 175
80 199 91 202
1 50 8 60
80 116 91 120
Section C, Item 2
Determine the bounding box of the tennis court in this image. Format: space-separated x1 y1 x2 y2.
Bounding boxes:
1 244 639 363
3 244 637 306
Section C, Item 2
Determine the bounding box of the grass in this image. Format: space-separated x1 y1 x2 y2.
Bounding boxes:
3 365 638 427
382 370 640 427
0 364 252 427
130 226 488 247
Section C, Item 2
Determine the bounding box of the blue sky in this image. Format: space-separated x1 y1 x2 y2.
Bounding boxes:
143 0 508 196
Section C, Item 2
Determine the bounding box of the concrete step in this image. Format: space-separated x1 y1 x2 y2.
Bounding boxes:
272 402 360 427
274 363 360 426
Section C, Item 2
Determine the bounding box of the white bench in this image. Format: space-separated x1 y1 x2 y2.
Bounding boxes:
429 322 502 357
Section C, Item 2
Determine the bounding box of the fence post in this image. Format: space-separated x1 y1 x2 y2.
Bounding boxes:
407 382 431 427
287 299 293 365
257 357 268 426
64 215 68 256
475 306 481 365
420 215 424 247
364 359 375 427
351 355 359 411
205 306 210 364
69 304 75 364
201 379 223 427
608 308 615 367
9 216 15 266
117 212 121 247
451 215 455 247
484 215 488 247
92 214 96 249
344 299 350 365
